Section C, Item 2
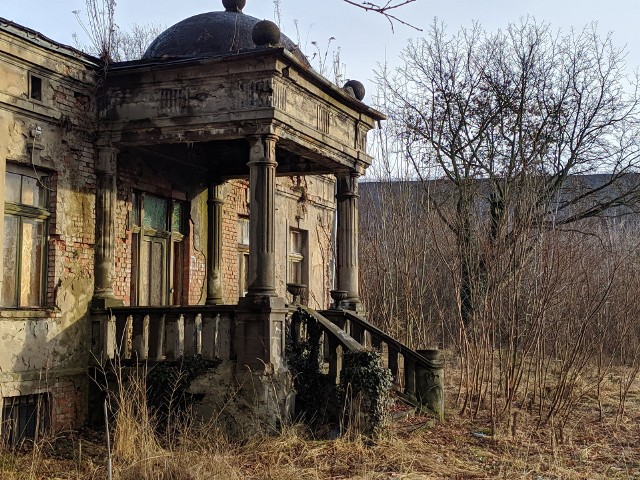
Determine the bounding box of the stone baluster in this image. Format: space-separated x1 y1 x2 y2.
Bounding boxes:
327 335 342 385
404 356 416 399
148 314 166 360
183 314 197 356
131 314 149 361
388 346 400 385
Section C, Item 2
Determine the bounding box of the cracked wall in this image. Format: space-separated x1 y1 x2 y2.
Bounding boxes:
0 25 98 433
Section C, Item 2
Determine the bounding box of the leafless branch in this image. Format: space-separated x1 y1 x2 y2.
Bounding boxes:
342 0 422 32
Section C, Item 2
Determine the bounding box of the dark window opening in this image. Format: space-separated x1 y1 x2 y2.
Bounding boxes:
30 75 42 101
1 394 50 447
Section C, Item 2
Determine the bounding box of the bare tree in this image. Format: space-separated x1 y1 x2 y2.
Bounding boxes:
360 19 640 430
74 0 164 62
381 19 640 327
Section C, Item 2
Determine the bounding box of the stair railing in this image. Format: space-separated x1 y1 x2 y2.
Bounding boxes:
320 309 445 420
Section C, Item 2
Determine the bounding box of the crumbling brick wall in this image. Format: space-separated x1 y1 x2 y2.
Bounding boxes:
0 24 99 435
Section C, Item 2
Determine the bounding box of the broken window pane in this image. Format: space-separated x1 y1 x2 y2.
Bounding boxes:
5 173 21 203
130 191 140 228
143 195 168 231
290 230 302 255
21 175 45 207
237 217 249 246
20 219 44 307
172 202 182 233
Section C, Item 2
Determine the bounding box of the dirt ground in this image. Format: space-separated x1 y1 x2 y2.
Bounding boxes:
1 371 638 479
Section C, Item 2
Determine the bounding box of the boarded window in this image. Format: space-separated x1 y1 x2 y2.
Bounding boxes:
2 166 49 307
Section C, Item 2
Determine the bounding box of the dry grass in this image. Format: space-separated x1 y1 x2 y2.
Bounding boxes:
1 366 638 480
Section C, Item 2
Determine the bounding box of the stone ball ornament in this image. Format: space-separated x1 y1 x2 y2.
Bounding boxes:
252 20 281 46
343 80 366 101
222 0 246 12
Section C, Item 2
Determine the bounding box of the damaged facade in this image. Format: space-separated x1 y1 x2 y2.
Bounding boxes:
1 1 441 441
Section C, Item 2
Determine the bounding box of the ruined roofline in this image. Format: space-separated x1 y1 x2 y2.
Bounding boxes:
0 17 101 67
106 46 386 123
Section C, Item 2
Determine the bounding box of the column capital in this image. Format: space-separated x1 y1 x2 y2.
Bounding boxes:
207 182 226 206
336 171 360 200
247 134 279 167
96 146 119 175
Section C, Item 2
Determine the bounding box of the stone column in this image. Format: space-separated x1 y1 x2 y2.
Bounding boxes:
206 182 225 305
92 146 122 308
336 171 363 311
236 134 287 372
246 134 278 298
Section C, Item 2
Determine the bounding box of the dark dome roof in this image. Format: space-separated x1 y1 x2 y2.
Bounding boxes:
142 11 309 66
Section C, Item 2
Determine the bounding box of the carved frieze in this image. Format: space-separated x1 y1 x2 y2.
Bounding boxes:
317 105 330 135
159 88 188 113
237 79 274 109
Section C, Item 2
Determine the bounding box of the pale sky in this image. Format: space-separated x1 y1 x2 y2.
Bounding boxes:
2 0 639 102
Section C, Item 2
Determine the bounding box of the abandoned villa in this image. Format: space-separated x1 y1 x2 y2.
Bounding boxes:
0 0 443 442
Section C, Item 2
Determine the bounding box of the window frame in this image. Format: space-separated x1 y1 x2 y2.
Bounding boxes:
28 72 43 102
288 228 308 293
129 191 187 306
237 216 250 298
2 165 50 308
1 393 51 447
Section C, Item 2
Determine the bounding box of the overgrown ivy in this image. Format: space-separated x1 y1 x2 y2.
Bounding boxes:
285 309 331 424
286 309 393 434
338 349 393 432
145 355 221 428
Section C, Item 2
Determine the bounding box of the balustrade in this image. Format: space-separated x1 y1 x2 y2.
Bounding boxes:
92 306 235 363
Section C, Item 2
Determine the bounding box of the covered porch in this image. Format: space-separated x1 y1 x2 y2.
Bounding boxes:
90 45 384 373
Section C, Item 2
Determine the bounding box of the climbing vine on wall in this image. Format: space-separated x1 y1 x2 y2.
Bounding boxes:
146 355 221 428
339 349 393 433
285 308 331 424
286 308 393 434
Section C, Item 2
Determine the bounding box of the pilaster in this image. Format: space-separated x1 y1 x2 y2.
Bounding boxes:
92 146 122 308
206 182 225 305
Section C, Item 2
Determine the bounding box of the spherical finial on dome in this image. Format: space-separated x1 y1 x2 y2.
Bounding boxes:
222 0 246 12
343 80 366 101
252 20 281 47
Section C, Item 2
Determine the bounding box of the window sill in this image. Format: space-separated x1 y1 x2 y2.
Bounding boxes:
0 308 61 319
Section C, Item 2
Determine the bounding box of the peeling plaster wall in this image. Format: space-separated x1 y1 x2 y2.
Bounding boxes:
275 175 336 309
0 27 97 432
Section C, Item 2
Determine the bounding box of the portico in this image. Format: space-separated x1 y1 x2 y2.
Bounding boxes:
91 1 384 371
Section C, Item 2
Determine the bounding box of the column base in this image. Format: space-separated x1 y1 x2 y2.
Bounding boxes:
91 294 124 309
342 298 366 316
235 296 288 372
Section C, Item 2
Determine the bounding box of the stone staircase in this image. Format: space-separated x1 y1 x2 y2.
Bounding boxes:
292 306 445 420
